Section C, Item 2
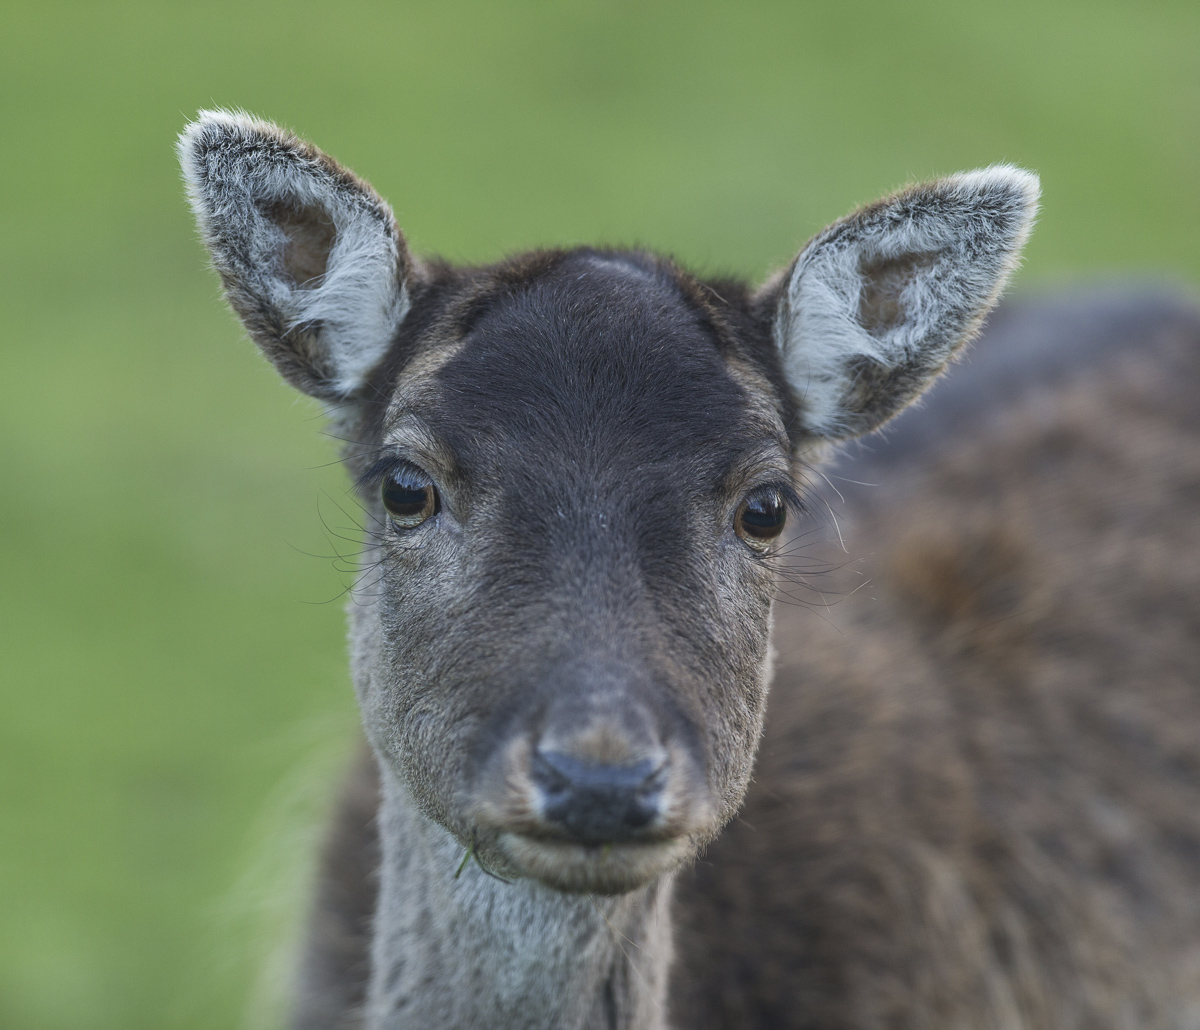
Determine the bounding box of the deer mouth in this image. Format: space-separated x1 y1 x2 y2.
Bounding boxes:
497 831 694 894
468 730 715 892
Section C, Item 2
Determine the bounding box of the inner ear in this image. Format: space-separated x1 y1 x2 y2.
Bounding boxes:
266 201 337 288
857 250 940 333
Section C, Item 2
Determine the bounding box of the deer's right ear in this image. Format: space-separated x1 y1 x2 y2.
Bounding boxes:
178 110 416 401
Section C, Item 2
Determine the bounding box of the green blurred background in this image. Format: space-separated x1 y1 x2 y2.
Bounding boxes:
1 1 1196 1026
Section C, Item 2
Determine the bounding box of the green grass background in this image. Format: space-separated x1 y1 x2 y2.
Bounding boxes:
1 1 1197 1026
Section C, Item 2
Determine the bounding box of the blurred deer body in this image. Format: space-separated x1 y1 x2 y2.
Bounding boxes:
671 289 1200 1029
178 111 1200 1029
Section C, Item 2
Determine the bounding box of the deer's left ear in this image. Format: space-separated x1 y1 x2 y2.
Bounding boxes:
178 110 417 401
759 166 1039 440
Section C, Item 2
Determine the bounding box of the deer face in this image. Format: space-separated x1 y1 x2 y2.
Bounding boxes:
348 253 795 892
179 111 1037 894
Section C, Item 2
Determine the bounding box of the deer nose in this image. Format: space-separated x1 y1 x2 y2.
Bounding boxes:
530 750 668 842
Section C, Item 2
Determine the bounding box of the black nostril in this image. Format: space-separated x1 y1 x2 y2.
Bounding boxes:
531 750 668 842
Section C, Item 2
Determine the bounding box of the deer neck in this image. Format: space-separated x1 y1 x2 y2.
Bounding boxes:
367 768 675 1030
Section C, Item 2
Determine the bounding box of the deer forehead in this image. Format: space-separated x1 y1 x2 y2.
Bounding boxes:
378 255 791 503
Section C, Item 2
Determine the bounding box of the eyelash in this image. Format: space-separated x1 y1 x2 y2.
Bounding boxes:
357 455 411 493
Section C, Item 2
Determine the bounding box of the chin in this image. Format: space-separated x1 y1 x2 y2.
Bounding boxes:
499 833 694 894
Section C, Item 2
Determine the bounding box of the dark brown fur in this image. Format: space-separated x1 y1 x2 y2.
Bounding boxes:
301 290 1200 1028
294 748 379 1030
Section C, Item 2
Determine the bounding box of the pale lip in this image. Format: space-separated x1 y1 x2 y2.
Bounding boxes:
499 832 693 894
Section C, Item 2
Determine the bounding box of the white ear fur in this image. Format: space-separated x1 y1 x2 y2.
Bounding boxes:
769 165 1040 439
178 110 412 400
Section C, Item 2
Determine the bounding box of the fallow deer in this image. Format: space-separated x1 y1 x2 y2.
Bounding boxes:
179 111 1200 1029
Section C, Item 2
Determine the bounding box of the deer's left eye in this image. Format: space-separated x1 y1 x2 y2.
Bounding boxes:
736 488 787 549
382 467 439 531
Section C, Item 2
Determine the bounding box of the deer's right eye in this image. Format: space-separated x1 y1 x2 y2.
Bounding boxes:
382 467 439 531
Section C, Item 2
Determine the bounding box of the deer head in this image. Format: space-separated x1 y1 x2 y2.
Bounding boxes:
179 111 1037 895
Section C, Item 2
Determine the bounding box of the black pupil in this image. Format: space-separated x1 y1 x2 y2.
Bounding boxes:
383 481 428 516
742 493 785 536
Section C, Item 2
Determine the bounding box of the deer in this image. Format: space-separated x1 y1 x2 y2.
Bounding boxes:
178 111 1200 1030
